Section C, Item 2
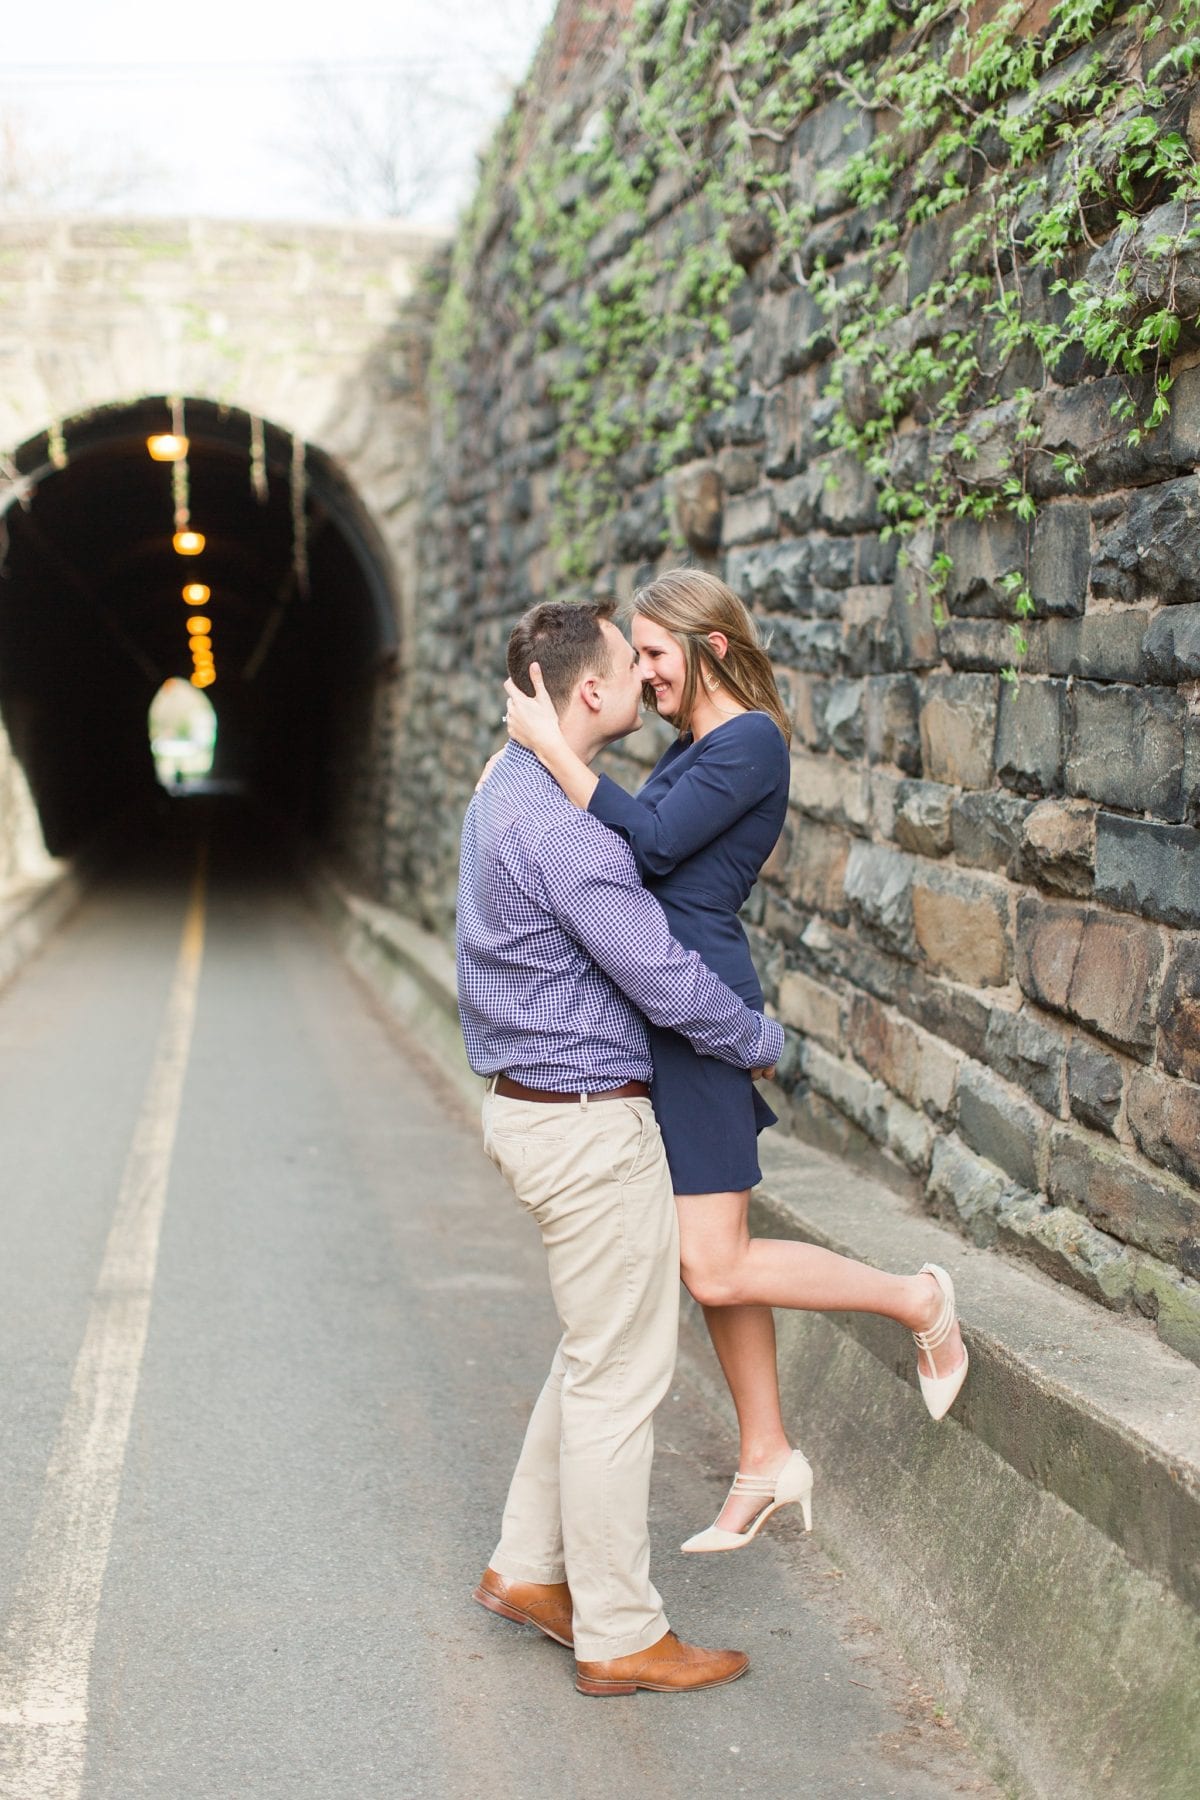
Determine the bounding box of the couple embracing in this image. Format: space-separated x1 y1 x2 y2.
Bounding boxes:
455 570 967 1697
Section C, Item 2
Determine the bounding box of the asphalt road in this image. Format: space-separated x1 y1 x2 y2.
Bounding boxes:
0 809 1000 1799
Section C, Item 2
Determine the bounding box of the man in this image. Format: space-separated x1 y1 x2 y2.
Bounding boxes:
456 600 784 1696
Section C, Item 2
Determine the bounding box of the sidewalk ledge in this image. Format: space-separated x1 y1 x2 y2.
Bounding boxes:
0 863 84 998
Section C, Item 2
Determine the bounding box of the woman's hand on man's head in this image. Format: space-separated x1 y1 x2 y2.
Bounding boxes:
504 662 564 755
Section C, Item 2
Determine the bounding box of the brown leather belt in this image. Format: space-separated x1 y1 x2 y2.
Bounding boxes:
494 1075 651 1104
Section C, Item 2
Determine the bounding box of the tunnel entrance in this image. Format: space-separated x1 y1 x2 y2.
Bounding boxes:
0 398 399 865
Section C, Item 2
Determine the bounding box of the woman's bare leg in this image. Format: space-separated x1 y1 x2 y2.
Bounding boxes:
678 1190 966 1533
700 1299 792 1531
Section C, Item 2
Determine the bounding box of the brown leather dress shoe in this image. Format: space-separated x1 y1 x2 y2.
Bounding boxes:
473 1567 573 1647
575 1629 749 1696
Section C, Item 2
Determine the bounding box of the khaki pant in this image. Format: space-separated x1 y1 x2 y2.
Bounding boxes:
482 1090 680 1662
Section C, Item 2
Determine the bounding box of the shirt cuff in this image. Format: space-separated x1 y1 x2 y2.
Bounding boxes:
757 1017 784 1067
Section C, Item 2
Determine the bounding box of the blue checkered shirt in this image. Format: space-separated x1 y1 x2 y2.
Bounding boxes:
456 745 784 1091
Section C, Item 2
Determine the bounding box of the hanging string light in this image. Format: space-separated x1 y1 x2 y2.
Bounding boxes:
162 398 205 555
47 421 68 471
291 434 309 599
147 395 188 463
249 414 268 506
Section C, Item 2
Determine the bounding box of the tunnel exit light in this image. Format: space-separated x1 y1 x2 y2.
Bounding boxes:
147 433 189 462
182 583 210 604
173 530 205 556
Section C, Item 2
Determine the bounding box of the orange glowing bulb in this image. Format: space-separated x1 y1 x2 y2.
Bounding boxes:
147 433 189 462
186 615 212 633
182 583 210 603
173 530 205 555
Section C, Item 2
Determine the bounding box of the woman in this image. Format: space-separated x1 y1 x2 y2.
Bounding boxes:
503 569 967 1551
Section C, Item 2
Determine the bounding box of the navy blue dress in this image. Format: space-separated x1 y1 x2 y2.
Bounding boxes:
588 711 790 1192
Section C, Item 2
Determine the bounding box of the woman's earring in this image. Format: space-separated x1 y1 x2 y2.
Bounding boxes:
704 673 719 692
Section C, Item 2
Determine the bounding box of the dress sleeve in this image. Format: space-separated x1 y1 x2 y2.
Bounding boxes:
588 714 786 879
533 820 784 1071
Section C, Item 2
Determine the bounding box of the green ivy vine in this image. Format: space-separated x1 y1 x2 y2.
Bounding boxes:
431 0 1200 669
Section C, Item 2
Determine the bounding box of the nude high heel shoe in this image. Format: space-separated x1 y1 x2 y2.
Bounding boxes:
680 1448 814 1553
913 1262 969 1420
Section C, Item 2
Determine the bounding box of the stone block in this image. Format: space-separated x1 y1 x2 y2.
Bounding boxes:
882 568 940 671
668 461 723 553
1066 1038 1125 1137
925 1133 1014 1246
893 780 954 856
944 503 1089 618
777 969 843 1047
1144 603 1200 681
732 541 811 612
1019 798 1095 897
995 678 1065 796
1126 1068 1200 1193
864 675 922 775
1158 935 1200 1082
751 285 828 388
950 792 1032 873
801 1041 890 1144
716 446 760 495
808 536 857 589
724 393 766 445
985 1007 1067 1113
843 841 916 956
815 680 865 759
763 374 815 477
840 585 894 676
1045 610 1149 681
766 617 843 673
956 1063 1045 1192
1066 684 1186 820
818 451 881 532
1094 814 1200 929
1091 474 1200 605
1130 1258 1200 1365
1047 1124 1200 1272
885 1093 935 1172
937 618 1050 676
912 868 1011 987
784 820 852 915
1169 360 1200 464
919 673 998 790
1015 896 1164 1058
722 490 777 546
789 748 871 828
775 468 823 534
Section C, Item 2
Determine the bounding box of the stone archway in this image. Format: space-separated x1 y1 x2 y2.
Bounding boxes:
0 217 445 889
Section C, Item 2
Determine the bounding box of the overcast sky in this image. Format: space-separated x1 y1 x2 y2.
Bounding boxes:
1 0 556 225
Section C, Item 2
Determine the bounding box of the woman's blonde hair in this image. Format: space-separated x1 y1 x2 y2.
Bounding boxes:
626 568 792 745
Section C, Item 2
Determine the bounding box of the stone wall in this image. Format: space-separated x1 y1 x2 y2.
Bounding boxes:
396 0 1200 1361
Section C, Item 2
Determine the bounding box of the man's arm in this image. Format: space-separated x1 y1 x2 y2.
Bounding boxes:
535 822 784 1071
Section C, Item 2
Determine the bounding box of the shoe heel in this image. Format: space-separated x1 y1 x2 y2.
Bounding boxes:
800 1494 813 1532
473 1586 524 1627
575 1674 637 1697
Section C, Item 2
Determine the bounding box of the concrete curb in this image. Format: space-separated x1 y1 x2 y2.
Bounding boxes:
307 869 1200 1799
0 863 85 999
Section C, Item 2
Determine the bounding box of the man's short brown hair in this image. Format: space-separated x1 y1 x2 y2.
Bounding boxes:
506 600 616 710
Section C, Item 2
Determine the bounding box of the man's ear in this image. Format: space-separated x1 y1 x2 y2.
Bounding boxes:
579 674 604 714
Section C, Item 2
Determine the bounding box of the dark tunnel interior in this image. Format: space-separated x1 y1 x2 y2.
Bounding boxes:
0 397 397 860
